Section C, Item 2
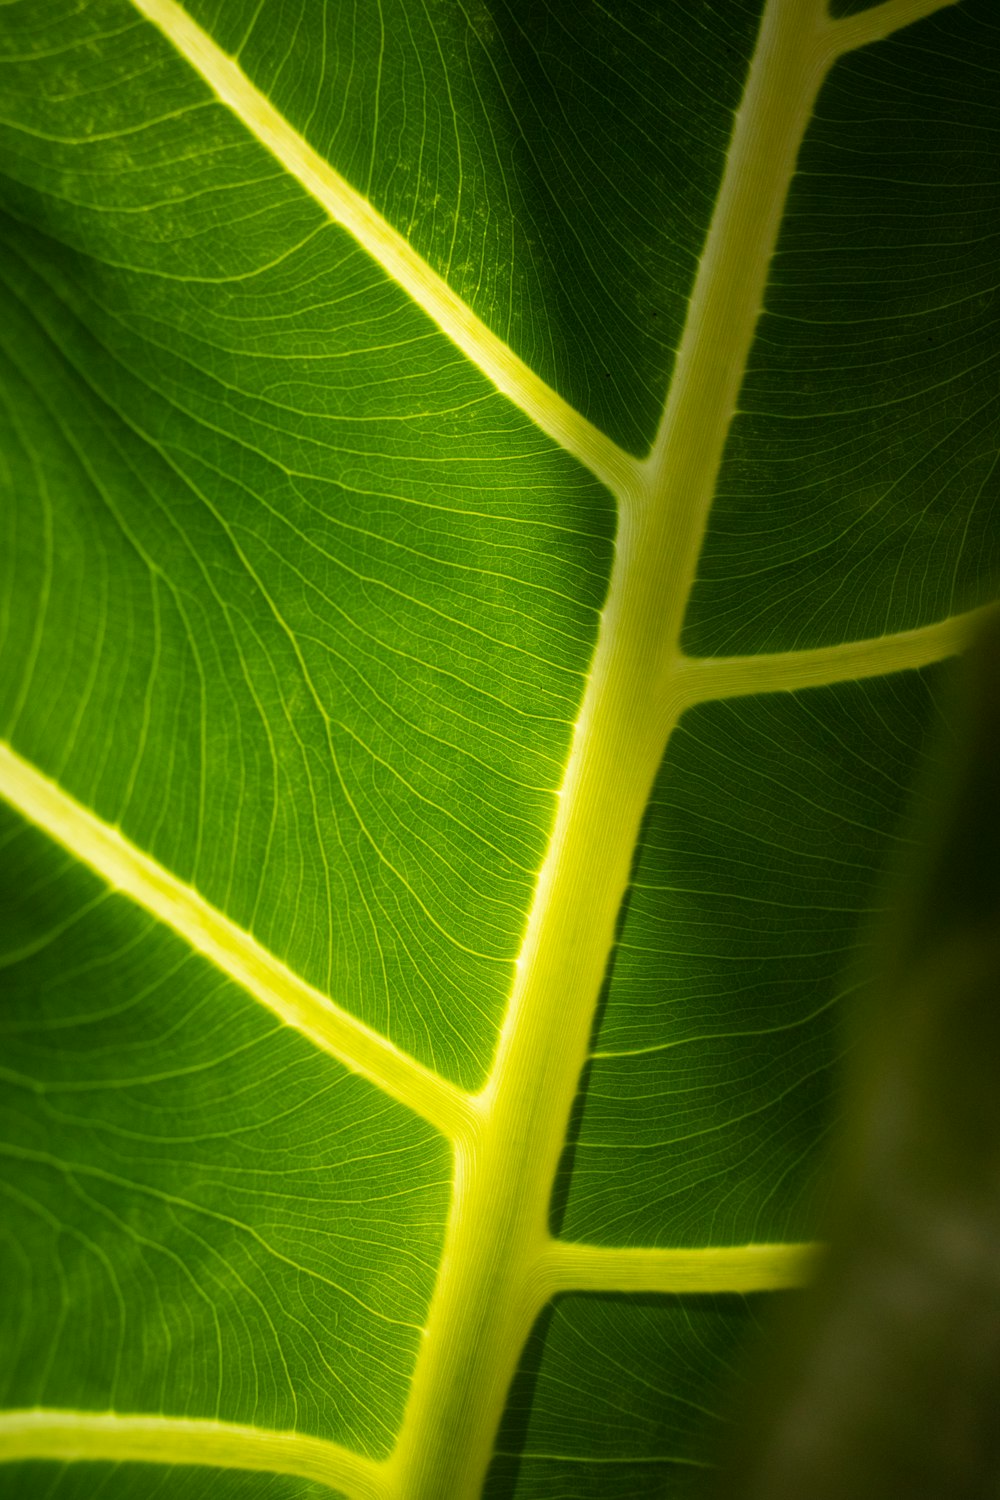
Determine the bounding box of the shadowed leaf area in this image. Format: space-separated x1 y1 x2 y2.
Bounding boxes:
714 612 1000 1500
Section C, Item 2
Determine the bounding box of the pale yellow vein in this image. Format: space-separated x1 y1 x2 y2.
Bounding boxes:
130 0 635 497
0 742 473 1141
0 1410 386 1500
672 605 991 710
539 1239 821 1298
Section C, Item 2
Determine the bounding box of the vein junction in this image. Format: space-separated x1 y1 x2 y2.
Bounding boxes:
0 1412 387 1500
130 0 632 497
0 743 471 1142
0 0 973 1494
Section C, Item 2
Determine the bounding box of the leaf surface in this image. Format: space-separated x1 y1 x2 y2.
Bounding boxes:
0 0 997 1497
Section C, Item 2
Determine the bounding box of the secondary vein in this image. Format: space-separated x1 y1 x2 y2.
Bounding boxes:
672 604 992 709
129 0 636 498
539 1239 821 1297
0 743 473 1142
0 1410 387 1500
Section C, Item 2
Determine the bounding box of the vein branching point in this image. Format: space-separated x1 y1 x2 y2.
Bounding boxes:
0 0 971 1494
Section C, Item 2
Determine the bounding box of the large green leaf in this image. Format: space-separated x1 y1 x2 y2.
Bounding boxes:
0 0 997 1496
714 617 1000 1499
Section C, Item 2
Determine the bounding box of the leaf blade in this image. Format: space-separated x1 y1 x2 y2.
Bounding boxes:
1 0 998 1494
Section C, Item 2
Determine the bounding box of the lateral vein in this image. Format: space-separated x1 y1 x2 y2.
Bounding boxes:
0 743 473 1141
541 1240 821 1297
672 605 991 708
129 0 634 497
0 1410 387 1500
829 0 959 56
388 6 854 1494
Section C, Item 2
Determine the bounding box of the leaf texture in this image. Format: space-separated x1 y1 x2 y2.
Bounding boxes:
0 0 997 1497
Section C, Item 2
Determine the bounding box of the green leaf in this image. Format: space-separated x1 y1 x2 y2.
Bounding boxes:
0 1 996 1497
712 613 1000 1500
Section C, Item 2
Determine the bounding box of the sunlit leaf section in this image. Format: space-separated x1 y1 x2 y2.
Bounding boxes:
0 0 613 1086
0 806 450 1455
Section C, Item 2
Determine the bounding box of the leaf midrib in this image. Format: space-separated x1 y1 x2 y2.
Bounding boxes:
0 0 967 1495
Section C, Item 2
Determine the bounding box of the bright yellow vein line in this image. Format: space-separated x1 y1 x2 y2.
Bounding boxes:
130 0 635 499
541 1239 821 1297
0 1411 386 1499
0 743 473 1141
830 0 959 54
673 604 992 708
